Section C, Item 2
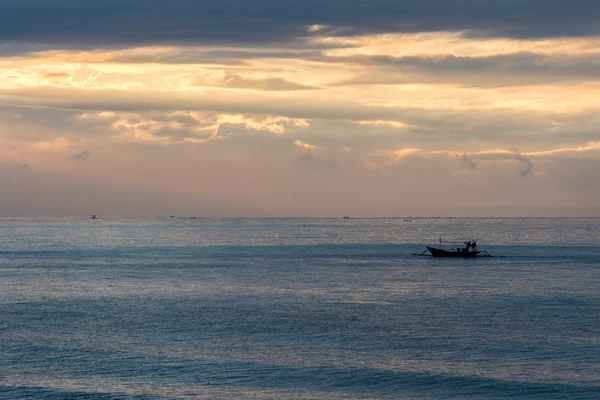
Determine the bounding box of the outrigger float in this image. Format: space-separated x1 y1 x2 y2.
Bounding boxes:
414 239 492 258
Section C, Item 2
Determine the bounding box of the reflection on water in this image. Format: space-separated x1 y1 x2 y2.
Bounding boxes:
1 218 600 399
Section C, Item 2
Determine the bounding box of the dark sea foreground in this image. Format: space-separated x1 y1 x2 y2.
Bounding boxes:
1 217 599 399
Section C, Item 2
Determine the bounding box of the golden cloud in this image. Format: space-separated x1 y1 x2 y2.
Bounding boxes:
76 111 309 144
31 136 73 151
294 139 321 151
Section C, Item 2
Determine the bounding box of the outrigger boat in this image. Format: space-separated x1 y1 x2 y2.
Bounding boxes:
414 239 492 258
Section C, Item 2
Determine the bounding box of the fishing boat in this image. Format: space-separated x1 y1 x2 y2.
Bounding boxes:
414 239 492 257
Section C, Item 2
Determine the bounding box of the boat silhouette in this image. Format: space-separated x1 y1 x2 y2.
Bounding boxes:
414 239 492 257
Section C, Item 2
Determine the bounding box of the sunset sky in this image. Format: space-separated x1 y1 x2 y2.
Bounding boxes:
1 0 600 217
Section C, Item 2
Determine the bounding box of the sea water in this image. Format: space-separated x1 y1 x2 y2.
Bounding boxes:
1 217 599 399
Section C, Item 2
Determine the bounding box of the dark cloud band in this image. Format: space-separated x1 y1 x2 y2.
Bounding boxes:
1 0 599 49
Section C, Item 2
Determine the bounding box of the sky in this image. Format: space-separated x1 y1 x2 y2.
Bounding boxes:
1 0 600 217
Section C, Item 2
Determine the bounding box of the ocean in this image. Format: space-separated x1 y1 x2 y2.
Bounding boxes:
1 217 599 399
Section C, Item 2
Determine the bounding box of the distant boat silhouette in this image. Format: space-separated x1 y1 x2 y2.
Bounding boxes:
343 216 350 219
90 215 99 219
414 239 492 258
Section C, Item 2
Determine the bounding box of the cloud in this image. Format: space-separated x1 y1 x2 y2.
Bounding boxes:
0 84 552 134
296 151 338 170
328 52 600 87
4 83 600 157
391 148 421 162
216 115 309 135
354 120 410 129
514 154 534 177
75 110 308 144
73 150 90 160
31 136 73 151
521 141 600 157
293 139 338 169
294 139 321 151
376 141 600 178
0 86 406 122
4 78 600 161
15 46 334 66
1 0 599 51
38 71 71 81
192 72 317 91
2 2 600 218
461 154 477 170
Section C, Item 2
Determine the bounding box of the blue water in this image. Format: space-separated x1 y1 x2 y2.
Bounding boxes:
1 217 599 399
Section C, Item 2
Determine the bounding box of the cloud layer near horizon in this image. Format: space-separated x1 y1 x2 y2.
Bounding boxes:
1 1 600 216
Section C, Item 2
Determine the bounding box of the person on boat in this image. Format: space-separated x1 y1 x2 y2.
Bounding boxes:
464 240 477 252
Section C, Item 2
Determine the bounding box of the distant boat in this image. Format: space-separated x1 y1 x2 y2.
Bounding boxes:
90 215 99 220
414 239 492 258
426 246 480 258
343 216 350 219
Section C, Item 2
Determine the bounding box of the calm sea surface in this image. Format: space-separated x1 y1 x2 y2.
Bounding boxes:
1 217 599 399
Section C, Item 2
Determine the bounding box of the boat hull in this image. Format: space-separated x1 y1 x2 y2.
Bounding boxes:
426 246 480 258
